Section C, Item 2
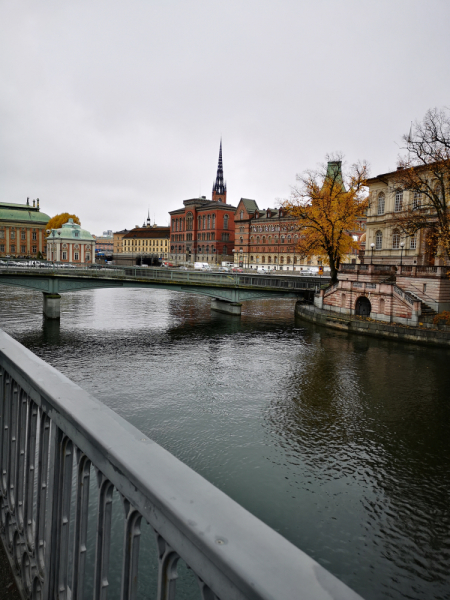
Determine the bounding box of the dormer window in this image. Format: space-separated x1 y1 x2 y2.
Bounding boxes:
74 231 79 237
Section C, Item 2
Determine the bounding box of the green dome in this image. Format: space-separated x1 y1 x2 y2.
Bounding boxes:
47 218 95 241
0 202 50 224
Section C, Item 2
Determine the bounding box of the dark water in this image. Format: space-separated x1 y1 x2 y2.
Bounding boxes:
1 286 449 600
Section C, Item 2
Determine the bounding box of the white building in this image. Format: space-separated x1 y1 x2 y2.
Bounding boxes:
47 219 95 265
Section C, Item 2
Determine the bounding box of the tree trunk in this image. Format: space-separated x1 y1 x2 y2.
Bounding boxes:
329 256 339 283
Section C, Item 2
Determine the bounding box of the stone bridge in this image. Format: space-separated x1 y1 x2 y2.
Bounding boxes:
0 266 328 318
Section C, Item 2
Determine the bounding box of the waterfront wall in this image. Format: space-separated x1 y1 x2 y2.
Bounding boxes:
295 301 450 348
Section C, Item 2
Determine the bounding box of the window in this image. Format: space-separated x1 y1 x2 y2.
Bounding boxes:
0 245 4 252
261 256 265 263
375 230 382 250
377 193 385 215
240 236 243 243
410 233 417 249
32 246 37 253
203 216 206 229
74 252 79 260
224 215 229 230
240 210 244 219
62 251 67 260
413 192 421 210
74 231 79 237
198 216 201 229
212 214 215 228
21 245 26 253
268 256 272 263
207 215 211 229
186 212 193 231
394 190 403 212
11 245 15 252
11 231 15 239
21 231 26 240
392 229 400 249
86 254 90 261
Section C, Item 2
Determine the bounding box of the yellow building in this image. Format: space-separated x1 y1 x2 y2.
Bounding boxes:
113 229 130 254
116 224 170 266
0 198 50 258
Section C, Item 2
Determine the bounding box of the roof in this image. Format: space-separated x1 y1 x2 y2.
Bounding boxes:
47 219 95 241
240 198 259 213
0 202 50 225
123 226 170 240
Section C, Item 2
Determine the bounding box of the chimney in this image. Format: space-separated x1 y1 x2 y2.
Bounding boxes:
26 197 29 206
33 199 36 207
37 198 40 209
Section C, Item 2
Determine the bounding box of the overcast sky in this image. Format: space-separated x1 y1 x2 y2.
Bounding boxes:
1 0 449 235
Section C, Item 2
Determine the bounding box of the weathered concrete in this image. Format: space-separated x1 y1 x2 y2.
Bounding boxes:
295 301 450 348
43 293 61 319
211 298 242 316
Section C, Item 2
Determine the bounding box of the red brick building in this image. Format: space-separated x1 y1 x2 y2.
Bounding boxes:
169 142 236 265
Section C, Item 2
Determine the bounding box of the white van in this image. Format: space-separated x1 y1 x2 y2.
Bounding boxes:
194 262 211 270
257 266 271 274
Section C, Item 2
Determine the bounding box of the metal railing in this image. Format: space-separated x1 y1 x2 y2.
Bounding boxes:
0 266 327 295
0 330 361 600
393 285 415 306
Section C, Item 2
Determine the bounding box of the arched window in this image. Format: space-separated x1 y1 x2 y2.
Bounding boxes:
274 256 277 263
410 233 417 249
240 210 244 219
268 256 272 263
379 298 385 314
377 193 385 215
198 216 201 229
341 293 346 308
262 236 266 243
250 255 254 262
287 256 291 264
207 215 211 229
280 256 284 264
186 212 193 231
395 190 403 212
256 236 260 243
224 215 229 230
376 230 383 250
203 216 206 229
392 229 401 249
256 256 260 263
261 256 265 263
240 236 243 243
294 256 298 264
212 214 215 228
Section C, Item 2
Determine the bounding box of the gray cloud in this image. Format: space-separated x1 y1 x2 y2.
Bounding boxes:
1 0 449 233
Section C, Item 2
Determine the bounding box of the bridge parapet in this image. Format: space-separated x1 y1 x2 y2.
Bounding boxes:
0 329 362 600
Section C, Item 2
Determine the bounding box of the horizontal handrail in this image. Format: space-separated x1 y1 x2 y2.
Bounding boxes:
0 330 362 600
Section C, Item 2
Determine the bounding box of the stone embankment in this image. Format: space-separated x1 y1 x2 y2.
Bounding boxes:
295 301 450 347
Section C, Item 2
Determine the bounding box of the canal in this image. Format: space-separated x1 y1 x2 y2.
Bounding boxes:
0 286 449 600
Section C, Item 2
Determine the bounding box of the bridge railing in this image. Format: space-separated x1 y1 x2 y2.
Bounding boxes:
0 329 361 600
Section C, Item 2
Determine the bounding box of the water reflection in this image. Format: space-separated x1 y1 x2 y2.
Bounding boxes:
0 286 449 600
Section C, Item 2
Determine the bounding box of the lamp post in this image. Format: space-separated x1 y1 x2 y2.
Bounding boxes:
400 241 405 266
232 248 236 267
370 242 375 265
239 248 243 269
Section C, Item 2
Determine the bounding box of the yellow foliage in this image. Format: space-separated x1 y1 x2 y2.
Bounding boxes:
46 213 81 231
283 157 369 281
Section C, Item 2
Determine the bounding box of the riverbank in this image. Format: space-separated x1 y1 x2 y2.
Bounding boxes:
295 301 450 347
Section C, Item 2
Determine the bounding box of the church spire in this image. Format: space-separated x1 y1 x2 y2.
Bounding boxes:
212 139 227 202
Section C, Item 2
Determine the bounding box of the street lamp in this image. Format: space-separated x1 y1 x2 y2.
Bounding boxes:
232 248 236 266
370 242 375 265
400 241 405 266
239 248 243 269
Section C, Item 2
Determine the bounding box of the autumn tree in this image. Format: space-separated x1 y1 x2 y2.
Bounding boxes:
392 107 450 262
283 156 369 283
46 213 81 231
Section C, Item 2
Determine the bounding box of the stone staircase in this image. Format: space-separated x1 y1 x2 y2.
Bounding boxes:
407 291 437 317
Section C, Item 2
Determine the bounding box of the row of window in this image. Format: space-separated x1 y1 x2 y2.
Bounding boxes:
172 214 230 232
0 245 40 253
374 229 417 250
170 246 230 254
376 191 423 215
124 239 168 246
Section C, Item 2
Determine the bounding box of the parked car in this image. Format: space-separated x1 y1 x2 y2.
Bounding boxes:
232 267 243 273
257 267 271 274
217 266 230 272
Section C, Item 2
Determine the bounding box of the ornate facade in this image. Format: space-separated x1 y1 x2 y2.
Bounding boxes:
0 198 50 258
169 142 236 265
47 219 95 264
118 220 170 266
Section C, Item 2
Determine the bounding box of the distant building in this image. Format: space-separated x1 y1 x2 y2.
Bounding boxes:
117 214 170 266
113 229 130 254
93 236 114 253
46 219 95 264
102 230 113 237
168 141 236 265
0 198 50 258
